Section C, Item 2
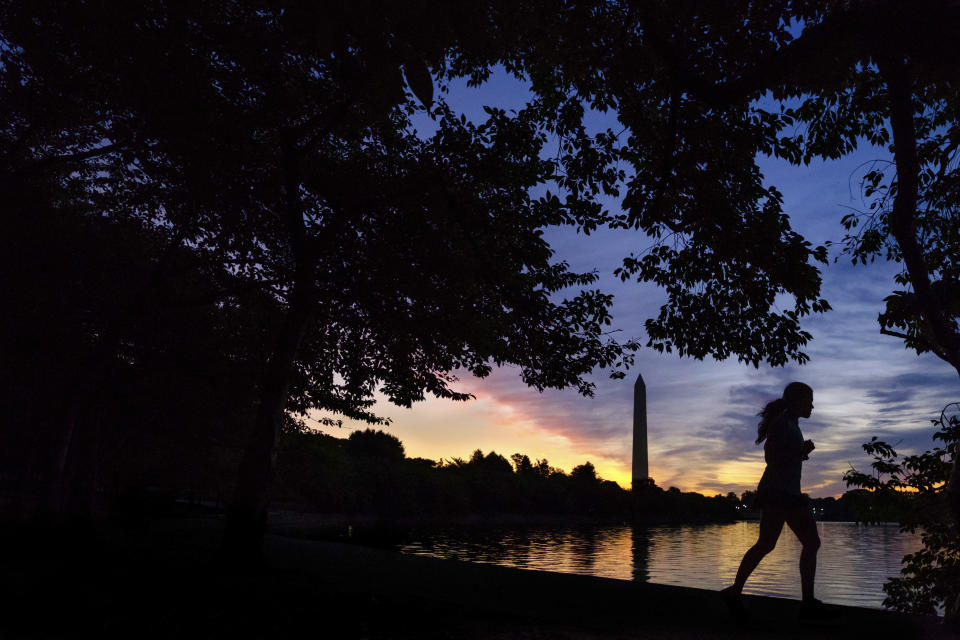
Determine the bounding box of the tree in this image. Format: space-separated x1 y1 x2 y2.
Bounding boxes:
1 2 639 559
570 461 599 484
346 430 406 463
844 404 960 618
511 453 534 476
0 197 272 520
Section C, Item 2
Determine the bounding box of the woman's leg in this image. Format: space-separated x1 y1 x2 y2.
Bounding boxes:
785 504 821 601
730 509 786 593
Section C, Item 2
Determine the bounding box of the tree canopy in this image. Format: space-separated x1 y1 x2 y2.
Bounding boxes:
483 1 959 375
1 1 642 553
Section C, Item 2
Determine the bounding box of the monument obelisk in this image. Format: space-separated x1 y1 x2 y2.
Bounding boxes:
631 373 649 490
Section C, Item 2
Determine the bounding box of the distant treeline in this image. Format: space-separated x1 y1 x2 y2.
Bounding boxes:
273 427 739 523
737 489 880 523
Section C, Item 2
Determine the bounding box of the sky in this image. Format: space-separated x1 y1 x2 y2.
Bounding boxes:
308 70 958 499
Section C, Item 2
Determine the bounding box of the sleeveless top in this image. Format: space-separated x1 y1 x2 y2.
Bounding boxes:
756 411 804 496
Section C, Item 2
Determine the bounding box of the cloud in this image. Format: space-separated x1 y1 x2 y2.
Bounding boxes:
450 304 957 496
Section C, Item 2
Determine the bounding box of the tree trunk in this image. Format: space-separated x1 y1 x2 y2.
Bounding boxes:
948 437 960 629
220 297 312 565
43 401 81 523
42 339 116 524
221 134 314 566
39 230 184 524
62 407 103 521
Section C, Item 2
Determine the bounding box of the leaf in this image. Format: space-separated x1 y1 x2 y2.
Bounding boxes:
402 58 433 109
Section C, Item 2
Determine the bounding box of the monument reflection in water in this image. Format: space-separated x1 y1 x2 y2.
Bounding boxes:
397 522 920 610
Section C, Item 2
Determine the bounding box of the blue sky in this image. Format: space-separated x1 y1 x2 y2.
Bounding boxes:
309 70 958 498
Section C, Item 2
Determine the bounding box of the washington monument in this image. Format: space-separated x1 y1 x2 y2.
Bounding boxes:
631 373 649 490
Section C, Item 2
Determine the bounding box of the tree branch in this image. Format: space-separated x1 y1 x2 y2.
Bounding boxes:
879 327 912 341
879 56 960 376
641 1 960 109
292 101 352 160
636 3 867 107
650 89 681 229
936 134 960 183
4 143 123 183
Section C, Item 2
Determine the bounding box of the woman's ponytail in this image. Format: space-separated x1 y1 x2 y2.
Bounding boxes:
756 398 787 445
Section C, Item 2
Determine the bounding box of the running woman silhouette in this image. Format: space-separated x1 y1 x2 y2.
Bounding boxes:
720 382 835 621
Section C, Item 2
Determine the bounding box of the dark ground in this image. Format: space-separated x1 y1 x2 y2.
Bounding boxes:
0 514 952 639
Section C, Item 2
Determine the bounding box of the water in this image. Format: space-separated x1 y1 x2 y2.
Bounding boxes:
394 521 921 609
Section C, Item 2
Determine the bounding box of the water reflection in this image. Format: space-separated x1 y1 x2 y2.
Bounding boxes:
397 522 920 609
631 527 649 583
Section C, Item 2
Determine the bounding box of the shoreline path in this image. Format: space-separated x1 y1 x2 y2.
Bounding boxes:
267 533 950 639
0 517 950 639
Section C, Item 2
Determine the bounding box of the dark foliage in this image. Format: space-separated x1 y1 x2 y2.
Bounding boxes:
272 428 736 523
0 202 272 519
0 1 640 552
844 404 960 615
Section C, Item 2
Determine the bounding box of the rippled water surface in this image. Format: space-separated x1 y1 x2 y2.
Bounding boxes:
396 522 920 609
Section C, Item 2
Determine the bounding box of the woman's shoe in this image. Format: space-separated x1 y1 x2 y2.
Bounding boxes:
798 598 840 621
720 585 749 622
